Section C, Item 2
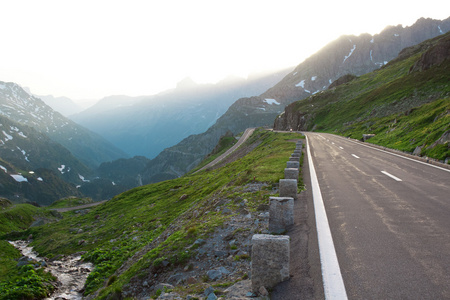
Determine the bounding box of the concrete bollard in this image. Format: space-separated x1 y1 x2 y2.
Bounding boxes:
284 168 299 180
289 156 299 162
269 197 294 234
286 161 300 169
291 152 300 158
251 234 290 292
279 179 297 200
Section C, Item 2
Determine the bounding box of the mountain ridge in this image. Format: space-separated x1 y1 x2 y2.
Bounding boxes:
139 16 450 183
70 67 292 158
0 82 128 168
273 31 450 162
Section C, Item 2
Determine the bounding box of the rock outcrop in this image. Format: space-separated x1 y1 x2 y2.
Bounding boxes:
409 33 450 73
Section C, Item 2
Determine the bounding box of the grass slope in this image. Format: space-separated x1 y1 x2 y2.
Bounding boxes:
0 204 58 299
284 33 450 161
2 129 303 299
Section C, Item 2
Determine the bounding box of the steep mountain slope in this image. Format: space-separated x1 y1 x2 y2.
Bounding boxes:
0 82 127 168
140 17 450 183
264 17 450 103
37 94 84 116
70 69 291 158
274 32 450 162
0 115 85 204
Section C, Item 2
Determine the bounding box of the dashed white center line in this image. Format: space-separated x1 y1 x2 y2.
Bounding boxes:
351 154 360 159
339 146 344 150
381 171 402 181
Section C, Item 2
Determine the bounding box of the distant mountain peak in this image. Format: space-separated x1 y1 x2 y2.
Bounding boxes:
176 77 197 89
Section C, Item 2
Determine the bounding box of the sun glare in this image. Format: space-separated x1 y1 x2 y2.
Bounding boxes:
0 0 448 100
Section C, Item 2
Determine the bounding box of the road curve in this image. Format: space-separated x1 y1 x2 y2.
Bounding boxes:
195 128 255 172
52 200 107 212
305 132 450 299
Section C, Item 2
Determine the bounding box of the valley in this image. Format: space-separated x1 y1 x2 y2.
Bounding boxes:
0 16 449 300
1 129 302 299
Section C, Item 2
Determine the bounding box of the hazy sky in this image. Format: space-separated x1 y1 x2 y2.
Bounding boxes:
0 0 448 101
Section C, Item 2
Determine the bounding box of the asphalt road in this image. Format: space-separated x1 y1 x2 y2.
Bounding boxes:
52 200 107 212
195 128 255 172
305 132 450 299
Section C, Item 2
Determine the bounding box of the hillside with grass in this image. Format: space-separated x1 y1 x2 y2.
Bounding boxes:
274 32 450 163
0 201 62 299
0 129 304 299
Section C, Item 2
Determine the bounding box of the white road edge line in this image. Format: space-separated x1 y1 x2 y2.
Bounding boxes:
333 135 450 173
351 154 360 159
381 171 402 181
306 135 348 300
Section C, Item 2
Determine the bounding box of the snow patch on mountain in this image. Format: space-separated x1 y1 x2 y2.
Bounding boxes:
2 130 13 141
79 174 90 182
17 147 30 162
295 80 306 88
343 45 356 63
58 165 66 174
11 174 28 182
264 99 280 105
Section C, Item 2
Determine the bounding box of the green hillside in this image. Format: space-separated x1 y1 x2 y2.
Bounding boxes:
0 203 59 299
1 129 303 299
275 32 450 162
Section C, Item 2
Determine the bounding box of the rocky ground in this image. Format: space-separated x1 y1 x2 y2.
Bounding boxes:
115 136 299 299
120 183 273 300
9 240 93 300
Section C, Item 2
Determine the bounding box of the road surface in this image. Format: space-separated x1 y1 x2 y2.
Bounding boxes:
52 200 107 212
305 132 450 299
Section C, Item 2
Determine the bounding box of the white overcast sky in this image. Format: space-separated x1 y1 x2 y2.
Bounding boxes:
0 0 448 101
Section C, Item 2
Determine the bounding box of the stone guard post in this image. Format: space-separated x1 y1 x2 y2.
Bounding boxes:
269 196 294 234
251 234 290 292
286 161 300 169
284 167 299 180
279 179 298 200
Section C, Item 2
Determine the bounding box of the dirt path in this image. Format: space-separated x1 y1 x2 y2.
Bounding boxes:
52 200 107 213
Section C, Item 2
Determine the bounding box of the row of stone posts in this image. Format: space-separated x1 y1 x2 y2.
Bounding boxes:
251 139 303 293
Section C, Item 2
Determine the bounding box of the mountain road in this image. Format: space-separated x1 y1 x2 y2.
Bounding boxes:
195 128 255 172
303 132 450 299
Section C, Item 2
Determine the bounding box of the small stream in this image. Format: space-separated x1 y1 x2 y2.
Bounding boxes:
9 240 93 300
